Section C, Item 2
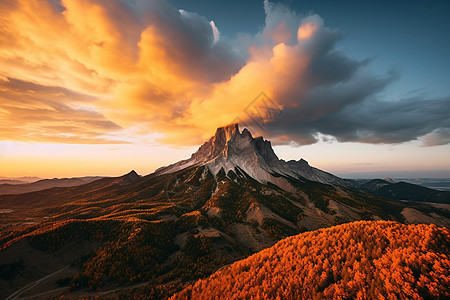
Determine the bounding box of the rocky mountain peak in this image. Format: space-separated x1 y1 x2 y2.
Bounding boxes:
156 124 345 186
216 123 240 141
191 123 252 162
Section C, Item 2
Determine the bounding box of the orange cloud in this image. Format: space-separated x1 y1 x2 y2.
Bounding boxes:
0 78 124 144
297 22 319 40
0 0 347 145
1 0 447 147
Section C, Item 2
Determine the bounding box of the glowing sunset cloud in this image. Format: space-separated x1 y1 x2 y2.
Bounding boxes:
0 0 449 177
297 21 318 40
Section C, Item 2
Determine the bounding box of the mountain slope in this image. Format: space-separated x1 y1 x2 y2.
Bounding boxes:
173 221 450 300
1 164 448 299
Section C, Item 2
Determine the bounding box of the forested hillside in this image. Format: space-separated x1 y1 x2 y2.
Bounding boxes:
173 221 450 300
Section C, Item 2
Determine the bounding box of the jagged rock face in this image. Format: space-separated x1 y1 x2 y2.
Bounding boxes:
157 124 346 187
191 123 243 162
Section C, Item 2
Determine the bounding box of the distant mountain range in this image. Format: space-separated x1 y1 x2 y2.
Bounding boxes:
0 124 448 299
0 176 106 195
358 179 450 203
397 178 450 191
0 176 42 185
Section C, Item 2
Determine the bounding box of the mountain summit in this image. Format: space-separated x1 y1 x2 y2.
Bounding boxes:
156 123 344 187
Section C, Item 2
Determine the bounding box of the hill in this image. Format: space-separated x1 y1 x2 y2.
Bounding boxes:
173 221 450 300
369 181 450 204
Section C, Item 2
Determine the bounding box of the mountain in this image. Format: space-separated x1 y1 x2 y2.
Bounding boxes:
0 179 29 185
0 124 449 299
359 179 450 204
172 221 450 300
357 178 391 192
0 176 42 184
397 178 450 191
156 123 346 187
0 176 106 195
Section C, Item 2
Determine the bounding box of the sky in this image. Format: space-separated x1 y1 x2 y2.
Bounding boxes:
0 0 449 179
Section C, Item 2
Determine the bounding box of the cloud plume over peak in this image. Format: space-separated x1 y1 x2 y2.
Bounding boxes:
0 0 449 147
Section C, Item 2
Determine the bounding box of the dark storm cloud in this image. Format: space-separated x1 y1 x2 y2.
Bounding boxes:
270 94 450 146
255 4 450 147
133 0 245 83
